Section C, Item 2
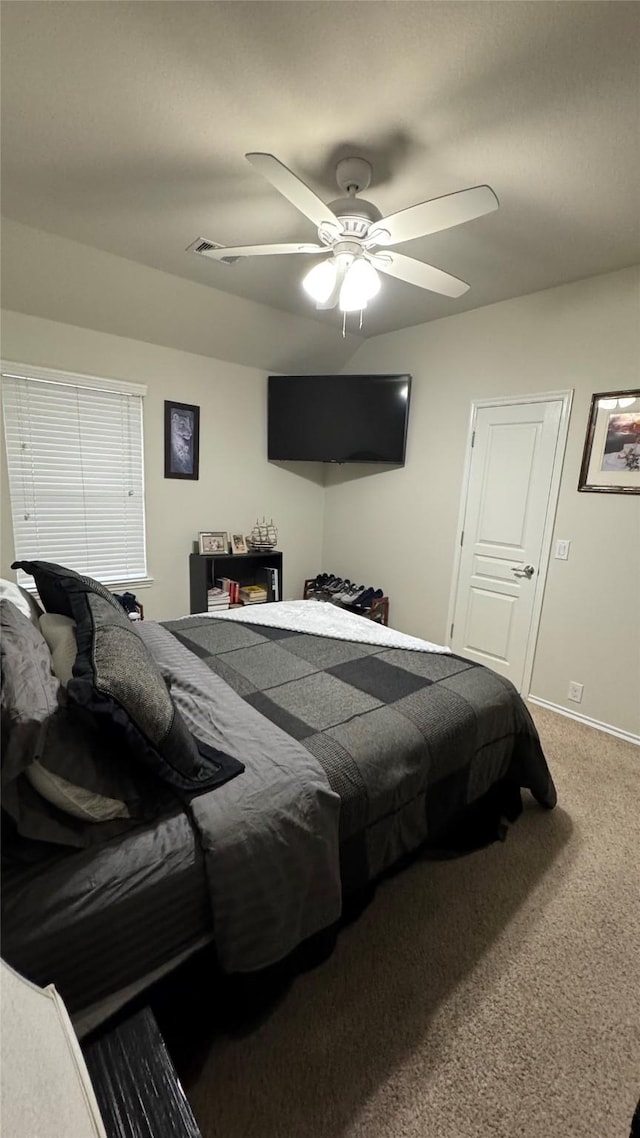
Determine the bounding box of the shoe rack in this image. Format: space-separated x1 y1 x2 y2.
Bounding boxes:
303 579 390 626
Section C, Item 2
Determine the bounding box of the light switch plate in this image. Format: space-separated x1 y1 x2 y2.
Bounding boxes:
555 539 570 560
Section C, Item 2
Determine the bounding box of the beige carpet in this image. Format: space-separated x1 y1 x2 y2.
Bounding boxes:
180 706 640 1138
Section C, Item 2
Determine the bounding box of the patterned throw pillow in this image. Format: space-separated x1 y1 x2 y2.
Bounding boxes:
0 599 161 848
12 561 244 795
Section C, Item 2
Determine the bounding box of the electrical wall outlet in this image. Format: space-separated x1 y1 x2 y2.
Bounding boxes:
568 681 584 703
555 539 571 560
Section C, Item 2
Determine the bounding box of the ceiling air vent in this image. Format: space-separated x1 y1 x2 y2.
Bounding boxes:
186 237 224 256
186 236 241 265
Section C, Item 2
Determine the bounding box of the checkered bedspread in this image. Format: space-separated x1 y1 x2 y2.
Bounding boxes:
164 614 556 891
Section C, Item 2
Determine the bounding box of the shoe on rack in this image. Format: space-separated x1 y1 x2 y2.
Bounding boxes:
341 584 365 606
334 581 354 601
310 573 332 596
319 574 336 594
352 587 375 609
329 577 347 594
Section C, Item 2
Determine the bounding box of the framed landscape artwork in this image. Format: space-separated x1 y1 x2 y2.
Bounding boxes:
164 400 200 480
578 390 640 494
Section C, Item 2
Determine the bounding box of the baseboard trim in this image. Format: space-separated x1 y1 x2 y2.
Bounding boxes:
527 696 640 747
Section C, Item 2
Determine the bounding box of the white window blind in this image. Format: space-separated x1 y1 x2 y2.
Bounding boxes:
2 365 147 588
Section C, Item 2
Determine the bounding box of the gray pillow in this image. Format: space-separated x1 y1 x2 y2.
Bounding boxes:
0 578 43 627
13 559 244 795
1 600 165 848
0 599 58 786
39 612 77 687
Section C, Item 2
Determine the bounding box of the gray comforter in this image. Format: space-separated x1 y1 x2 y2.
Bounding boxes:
143 607 555 973
137 622 341 972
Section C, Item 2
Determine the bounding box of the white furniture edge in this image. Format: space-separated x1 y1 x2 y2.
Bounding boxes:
1 961 107 1137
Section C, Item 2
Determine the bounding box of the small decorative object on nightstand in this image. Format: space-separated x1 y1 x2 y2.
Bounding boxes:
230 533 248 554
198 531 229 554
247 517 278 551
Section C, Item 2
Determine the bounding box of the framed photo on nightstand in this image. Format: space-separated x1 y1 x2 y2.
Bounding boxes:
230 533 248 554
198 531 229 554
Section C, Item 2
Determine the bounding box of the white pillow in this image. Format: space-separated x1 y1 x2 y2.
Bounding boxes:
0 578 42 627
39 613 78 687
26 762 130 823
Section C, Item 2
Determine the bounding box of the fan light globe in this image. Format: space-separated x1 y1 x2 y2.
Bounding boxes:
302 260 337 303
339 259 381 312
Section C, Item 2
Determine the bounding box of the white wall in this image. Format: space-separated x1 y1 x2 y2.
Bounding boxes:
1 310 325 619
323 267 640 737
0 218 362 375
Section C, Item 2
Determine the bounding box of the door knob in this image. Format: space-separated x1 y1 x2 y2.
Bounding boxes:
512 564 535 579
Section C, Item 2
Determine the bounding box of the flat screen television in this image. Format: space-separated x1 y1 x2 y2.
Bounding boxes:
268 373 411 464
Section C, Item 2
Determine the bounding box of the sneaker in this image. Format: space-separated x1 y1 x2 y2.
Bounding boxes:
341 585 365 606
328 577 347 594
334 581 354 602
352 587 375 609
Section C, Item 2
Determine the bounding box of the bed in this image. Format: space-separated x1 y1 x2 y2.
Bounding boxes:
1 579 556 1035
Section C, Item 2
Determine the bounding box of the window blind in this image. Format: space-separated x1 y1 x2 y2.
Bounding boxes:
2 367 147 588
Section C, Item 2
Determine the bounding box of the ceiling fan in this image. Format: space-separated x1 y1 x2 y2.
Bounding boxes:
188 153 499 315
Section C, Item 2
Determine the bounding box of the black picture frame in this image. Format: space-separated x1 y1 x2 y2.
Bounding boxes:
164 400 200 480
578 389 640 494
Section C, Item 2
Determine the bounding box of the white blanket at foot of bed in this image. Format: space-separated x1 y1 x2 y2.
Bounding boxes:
188 599 451 655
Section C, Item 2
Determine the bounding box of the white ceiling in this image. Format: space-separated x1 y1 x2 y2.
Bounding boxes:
1 1 639 339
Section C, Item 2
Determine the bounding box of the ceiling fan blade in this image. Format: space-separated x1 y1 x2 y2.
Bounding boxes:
190 240 326 263
246 152 339 231
373 251 469 298
370 185 499 247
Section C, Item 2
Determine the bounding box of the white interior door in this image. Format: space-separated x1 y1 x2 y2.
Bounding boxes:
450 396 570 691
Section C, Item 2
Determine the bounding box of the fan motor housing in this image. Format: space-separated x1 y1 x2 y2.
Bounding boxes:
327 196 382 239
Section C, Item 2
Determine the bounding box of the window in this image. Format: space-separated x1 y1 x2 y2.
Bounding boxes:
2 362 148 588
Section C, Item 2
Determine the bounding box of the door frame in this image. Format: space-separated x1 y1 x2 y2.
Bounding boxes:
446 389 574 695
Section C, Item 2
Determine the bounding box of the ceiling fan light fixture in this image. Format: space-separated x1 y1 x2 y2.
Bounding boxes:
338 258 381 312
217 153 502 319
302 259 337 303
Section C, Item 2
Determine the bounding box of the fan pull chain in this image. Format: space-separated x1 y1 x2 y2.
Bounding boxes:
342 311 346 339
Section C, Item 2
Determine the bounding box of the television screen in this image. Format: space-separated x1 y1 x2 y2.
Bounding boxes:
268 374 411 464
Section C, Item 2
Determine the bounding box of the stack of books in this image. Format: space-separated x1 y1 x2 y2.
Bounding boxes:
239 584 267 605
218 578 241 604
207 586 230 612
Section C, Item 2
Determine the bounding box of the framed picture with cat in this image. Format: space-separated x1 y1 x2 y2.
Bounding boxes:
164 400 200 480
